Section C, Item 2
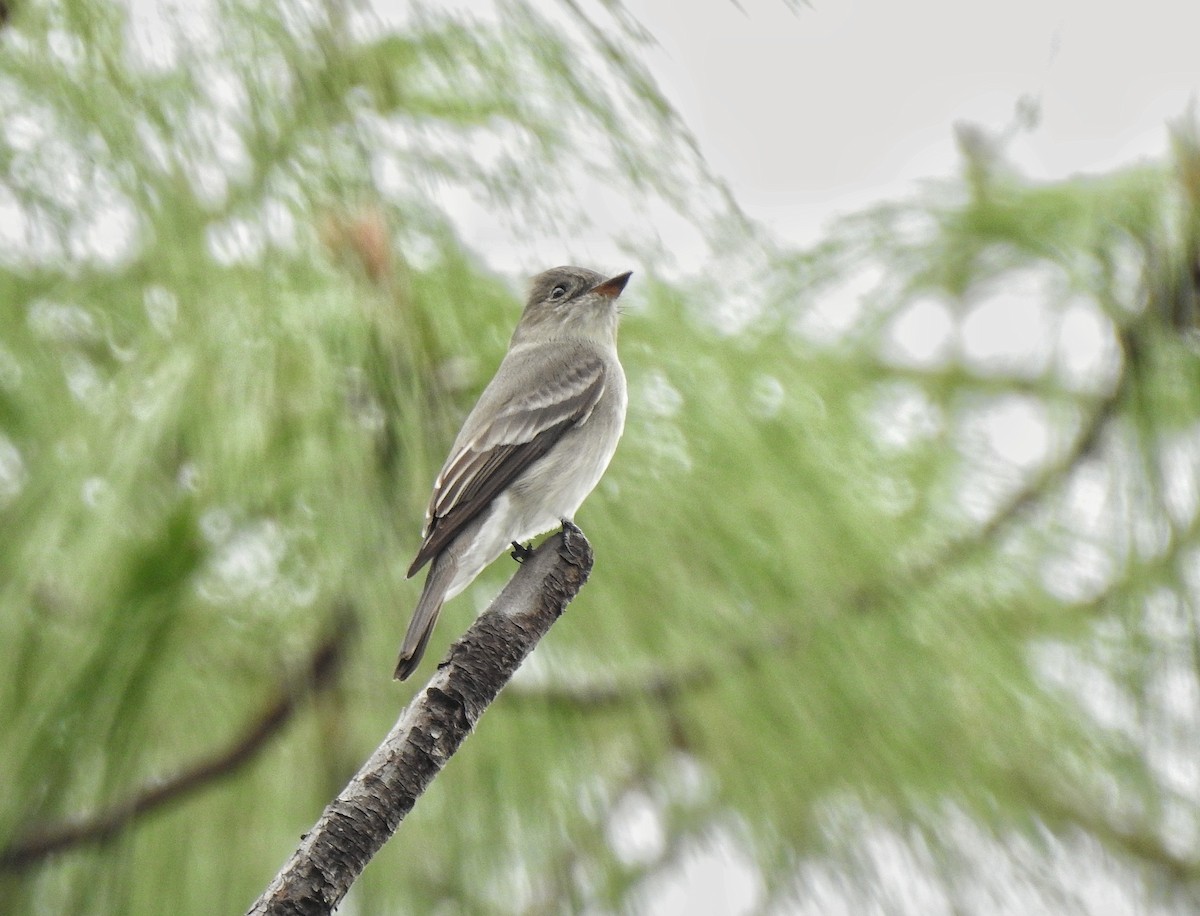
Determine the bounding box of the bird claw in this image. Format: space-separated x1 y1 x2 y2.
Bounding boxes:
510 540 534 563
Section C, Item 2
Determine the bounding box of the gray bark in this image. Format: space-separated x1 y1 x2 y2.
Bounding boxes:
246 522 593 916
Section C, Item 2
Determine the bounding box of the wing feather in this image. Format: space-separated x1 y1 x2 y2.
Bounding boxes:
406 351 606 577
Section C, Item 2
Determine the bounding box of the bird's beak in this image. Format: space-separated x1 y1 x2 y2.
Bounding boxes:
590 271 632 300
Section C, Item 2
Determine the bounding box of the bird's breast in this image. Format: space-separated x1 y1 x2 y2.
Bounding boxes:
510 366 625 526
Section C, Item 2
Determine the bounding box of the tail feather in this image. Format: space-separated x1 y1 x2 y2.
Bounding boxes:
395 554 456 680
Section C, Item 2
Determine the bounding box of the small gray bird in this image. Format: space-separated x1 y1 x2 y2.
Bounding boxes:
395 266 631 680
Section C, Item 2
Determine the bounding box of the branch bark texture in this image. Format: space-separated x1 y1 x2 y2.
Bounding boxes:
247 523 594 916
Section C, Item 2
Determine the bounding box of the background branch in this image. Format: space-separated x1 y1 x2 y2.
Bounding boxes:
0 606 356 872
246 522 594 916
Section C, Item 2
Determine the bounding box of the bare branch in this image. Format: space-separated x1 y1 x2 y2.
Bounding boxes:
914 381 1122 581
0 606 356 873
246 523 593 916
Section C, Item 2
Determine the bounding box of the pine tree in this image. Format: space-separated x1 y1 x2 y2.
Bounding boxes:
2 2 1199 914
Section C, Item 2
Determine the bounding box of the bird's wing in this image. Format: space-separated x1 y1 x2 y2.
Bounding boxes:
406 348 607 577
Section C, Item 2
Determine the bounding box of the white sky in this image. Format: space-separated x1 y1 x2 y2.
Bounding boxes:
633 0 1200 249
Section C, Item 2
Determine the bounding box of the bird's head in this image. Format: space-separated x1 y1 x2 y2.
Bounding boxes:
512 266 632 346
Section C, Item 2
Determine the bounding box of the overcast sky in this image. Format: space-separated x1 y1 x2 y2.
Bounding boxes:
633 0 1200 249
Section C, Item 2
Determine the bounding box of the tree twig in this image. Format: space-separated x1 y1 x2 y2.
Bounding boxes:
499 623 796 713
0 605 356 873
1011 768 1200 883
246 522 593 916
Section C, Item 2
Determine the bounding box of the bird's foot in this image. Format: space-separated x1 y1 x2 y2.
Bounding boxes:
511 540 534 563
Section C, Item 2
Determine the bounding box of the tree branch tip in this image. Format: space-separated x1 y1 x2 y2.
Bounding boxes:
558 520 593 569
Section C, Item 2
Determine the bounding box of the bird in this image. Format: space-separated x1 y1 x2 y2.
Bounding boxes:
394 266 631 680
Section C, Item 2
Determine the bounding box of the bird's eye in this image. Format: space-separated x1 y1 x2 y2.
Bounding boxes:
549 284 568 301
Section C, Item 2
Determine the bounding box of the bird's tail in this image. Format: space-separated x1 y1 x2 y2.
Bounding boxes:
395 553 456 681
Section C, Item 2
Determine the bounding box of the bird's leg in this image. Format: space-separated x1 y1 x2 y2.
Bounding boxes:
510 540 534 563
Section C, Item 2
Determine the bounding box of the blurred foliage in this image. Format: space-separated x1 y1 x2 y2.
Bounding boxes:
2 1 1200 915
